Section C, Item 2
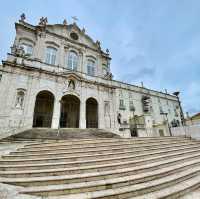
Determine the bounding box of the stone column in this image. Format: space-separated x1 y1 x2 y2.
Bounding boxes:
59 43 65 68
98 99 105 129
79 99 86 129
34 34 45 61
51 98 61 129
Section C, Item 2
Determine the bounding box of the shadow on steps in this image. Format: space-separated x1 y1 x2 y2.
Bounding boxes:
3 128 120 141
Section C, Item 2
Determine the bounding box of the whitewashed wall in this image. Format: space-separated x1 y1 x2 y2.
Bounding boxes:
171 125 200 140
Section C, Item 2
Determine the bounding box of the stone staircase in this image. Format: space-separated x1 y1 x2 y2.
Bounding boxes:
3 128 120 141
1 137 200 198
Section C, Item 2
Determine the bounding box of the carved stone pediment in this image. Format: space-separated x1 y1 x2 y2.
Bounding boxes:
60 71 83 81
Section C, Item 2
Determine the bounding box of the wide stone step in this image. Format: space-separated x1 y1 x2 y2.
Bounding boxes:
19 165 200 197
5 141 198 160
12 139 194 156
1 143 200 167
1 149 200 178
2 156 200 187
3 147 200 172
133 175 200 199
21 137 189 150
47 174 200 199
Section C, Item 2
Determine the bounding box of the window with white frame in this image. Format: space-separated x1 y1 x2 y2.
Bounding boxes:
20 43 33 56
67 51 78 70
87 59 95 76
45 47 57 65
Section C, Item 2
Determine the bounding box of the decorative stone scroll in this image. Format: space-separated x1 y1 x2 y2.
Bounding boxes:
38 17 48 26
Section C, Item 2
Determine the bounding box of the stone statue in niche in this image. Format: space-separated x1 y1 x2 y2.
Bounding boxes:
68 80 75 90
15 91 25 109
104 101 110 116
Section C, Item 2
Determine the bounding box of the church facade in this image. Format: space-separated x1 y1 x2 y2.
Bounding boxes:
0 15 184 137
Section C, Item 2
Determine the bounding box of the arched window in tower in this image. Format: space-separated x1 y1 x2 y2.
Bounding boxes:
67 51 78 71
45 47 57 65
87 59 95 76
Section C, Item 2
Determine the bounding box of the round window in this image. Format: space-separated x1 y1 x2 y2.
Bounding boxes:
70 32 79 40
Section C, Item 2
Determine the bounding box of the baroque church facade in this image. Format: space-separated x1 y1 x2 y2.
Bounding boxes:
0 15 184 137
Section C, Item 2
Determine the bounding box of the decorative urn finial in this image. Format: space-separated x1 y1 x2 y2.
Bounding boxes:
39 17 48 26
96 40 101 48
63 19 67 25
20 13 26 22
82 27 85 33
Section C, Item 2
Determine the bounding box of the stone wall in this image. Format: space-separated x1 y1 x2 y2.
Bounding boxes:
171 125 200 140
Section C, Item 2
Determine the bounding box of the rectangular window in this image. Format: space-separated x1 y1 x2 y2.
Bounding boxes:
129 92 133 99
67 51 78 70
87 60 95 76
119 99 126 110
159 106 164 114
45 47 57 65
120 99 123 106
129 100 135 111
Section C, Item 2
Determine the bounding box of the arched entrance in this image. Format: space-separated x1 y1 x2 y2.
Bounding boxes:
60 95 80 128
86 97 98 128
33 91 54 127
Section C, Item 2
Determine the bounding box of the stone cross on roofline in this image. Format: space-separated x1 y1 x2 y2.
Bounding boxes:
72 16 78 23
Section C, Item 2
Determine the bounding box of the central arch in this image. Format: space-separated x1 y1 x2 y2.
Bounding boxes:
60 95 80 128
86 97 98 128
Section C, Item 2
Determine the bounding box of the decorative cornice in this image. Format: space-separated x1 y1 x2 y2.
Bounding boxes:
1 60 178 101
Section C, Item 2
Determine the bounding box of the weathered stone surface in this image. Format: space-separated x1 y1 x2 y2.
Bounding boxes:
0 136 200 198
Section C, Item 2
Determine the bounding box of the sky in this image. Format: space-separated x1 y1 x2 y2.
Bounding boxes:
0 0 199 115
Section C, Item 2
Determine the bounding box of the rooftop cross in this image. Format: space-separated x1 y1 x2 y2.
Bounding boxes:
72 16 78 23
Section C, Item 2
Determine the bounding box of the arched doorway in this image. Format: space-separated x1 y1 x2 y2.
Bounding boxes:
33 91 54 127
60 95 80 128
86 97 98 128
